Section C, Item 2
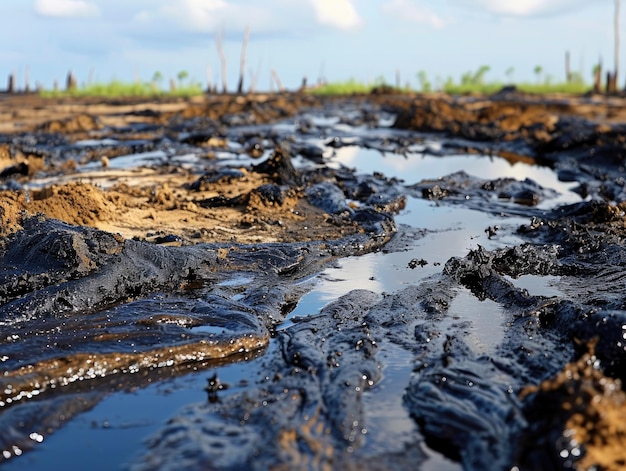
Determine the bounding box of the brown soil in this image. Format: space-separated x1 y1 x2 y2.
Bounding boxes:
0 170 360 244
520 342 626 470
0 93 364 245
3 91 626 470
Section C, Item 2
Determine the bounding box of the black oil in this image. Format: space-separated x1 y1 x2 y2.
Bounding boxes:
4 98 626 470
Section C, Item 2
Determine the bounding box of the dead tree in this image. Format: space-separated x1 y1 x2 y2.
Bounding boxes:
206 64 213 93
25 65 30 93
237 25 250 94
565 51 572 83
66 70 77 91
215 30 228 94
594 61 603 93
7 72 15 93
271 69 284 93
607 0 621 92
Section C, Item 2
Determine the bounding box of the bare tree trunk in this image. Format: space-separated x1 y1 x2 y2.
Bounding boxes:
594 60 603 93
271 69 284 93
66 70 77 91
206 64 213 93
215 30 228 94
613 0 619 91
237 25 250 94
565 51 571 83
249 69 258 94
607 71 617 93
7 72 15 94
24 65 30 93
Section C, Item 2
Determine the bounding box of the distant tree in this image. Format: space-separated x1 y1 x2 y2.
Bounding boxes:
534 65 543 83
374 75 387 86
461 71 473 86
444 76 454 91
177 70 189 87
505 66 515 83
569 71 584 85
152 71 163 84
473 65 490 85
417 70 432 92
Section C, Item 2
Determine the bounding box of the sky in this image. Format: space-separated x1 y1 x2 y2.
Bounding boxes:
0 0 620 92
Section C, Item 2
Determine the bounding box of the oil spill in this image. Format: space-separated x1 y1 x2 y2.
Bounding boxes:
2 93 626 470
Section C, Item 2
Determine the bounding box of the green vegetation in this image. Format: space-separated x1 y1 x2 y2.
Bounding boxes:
40 71 204 98
38 65 594 98
309 78 380 95
311 65 592 96
310 77 411 95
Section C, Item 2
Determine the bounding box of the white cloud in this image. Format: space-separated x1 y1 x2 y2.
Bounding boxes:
310 0 362 30
462 0 588 17
34 0 99 17
134 0 274 33
382 0 445 28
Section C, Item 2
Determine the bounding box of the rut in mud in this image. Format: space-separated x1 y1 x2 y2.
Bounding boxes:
2 92 626 470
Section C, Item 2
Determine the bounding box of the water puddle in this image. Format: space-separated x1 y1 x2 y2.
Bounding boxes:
448 288 506 356
504 274 564 298
82 150 168 170
3 107 585 470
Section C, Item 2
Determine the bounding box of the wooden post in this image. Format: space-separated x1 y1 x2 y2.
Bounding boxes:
237 25 250 94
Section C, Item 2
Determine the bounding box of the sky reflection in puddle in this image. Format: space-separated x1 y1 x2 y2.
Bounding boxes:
10 125 578 471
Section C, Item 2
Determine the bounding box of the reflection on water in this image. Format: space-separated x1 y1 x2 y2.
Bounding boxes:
504 274 563 298
331 147 579 208
5 111 580 471
448 288 506 355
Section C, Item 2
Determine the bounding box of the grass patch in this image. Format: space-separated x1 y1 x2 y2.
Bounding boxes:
309 79 376 95
40 80 204 98
312 66 594 97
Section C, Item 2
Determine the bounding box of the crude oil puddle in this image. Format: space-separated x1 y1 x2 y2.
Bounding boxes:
2 110 584 470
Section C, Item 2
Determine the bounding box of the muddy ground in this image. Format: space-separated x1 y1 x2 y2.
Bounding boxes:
2 90 626 470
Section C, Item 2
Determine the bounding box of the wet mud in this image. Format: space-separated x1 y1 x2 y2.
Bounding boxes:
2 91 626 470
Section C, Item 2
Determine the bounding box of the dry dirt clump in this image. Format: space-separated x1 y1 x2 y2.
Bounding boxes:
519 343 626 470
39 113 101 134
393 96 559 142
0 183 116 237
0 166 358 245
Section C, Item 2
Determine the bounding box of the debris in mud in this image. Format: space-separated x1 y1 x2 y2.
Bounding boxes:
408 258 428 269
205 373 229 403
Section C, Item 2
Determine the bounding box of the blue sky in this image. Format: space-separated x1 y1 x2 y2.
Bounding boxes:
0 0 619 91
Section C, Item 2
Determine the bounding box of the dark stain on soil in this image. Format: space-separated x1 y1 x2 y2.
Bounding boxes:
2 91 626 470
